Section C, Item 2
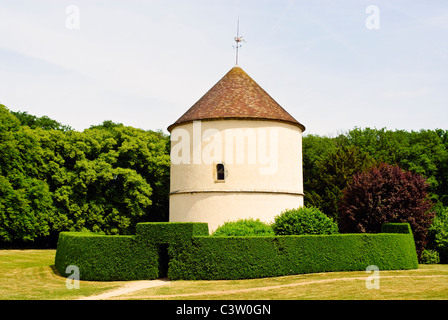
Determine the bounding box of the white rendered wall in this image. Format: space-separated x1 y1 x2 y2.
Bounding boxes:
169 119 304 233
170 192 304 232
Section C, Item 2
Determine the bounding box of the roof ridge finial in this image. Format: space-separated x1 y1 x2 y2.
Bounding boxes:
234 17 245 66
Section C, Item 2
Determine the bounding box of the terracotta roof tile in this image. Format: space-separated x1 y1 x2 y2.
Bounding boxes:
167 66 305 132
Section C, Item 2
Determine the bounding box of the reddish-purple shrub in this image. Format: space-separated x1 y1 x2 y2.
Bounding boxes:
339 163 435 256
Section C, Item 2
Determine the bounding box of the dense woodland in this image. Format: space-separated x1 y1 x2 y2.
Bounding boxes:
1 104 447 261
303 128 448 218
0 105 170 246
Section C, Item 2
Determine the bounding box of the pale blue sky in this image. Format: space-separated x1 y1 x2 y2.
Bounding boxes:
0 0 447 135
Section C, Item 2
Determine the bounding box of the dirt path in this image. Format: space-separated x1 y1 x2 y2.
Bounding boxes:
119 276 373 299
79 274 448 300
114 274 448 300
77 278 170 300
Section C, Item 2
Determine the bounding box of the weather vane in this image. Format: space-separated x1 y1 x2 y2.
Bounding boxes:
233 17 245 66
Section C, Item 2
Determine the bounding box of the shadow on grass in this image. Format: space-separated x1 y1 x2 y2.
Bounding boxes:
50 264 64 278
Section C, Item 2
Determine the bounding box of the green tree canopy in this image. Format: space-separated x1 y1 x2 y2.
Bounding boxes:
0 105 170 246
304 144 376 221
303 127 448 220
11 110 72 131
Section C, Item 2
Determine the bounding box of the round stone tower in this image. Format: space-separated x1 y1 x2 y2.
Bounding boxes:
167 66 305 232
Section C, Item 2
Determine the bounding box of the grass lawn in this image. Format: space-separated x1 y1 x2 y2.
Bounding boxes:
120 265 448 300
1 249 448 300
0 249 124 300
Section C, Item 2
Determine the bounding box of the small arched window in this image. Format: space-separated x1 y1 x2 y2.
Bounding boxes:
216 163 225 181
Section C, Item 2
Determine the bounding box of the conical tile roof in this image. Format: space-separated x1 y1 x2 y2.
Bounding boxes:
167 66 305 132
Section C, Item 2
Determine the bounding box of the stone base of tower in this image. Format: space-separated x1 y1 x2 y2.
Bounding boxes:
169 191 304 233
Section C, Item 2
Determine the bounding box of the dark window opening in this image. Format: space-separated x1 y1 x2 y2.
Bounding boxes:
217 163 225 181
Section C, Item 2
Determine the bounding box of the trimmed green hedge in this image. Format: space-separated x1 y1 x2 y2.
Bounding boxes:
382 223 413 234
55 222 418 281
168 233 418 280
54 232 159 281
135 222 209 278
55 222 208 281
136 222 208 244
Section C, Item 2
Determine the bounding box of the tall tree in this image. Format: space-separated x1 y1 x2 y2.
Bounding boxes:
306 145 376 221
339 163 435 256
11 110 72 131
0 105 56 243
